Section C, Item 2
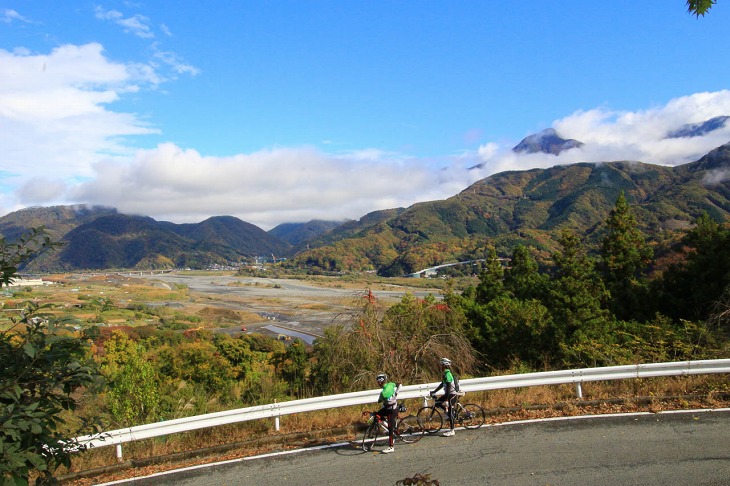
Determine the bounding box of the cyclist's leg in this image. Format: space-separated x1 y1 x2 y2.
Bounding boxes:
387 408 397 447
447 395 457 430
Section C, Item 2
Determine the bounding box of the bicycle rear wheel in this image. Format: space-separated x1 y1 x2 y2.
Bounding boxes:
361 422 379 451
457 403 485 429
396 415 423 443
416 406 443 435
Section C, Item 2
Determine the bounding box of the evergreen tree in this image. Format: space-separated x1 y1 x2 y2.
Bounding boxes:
599 191 653 320
504 245 550 302
549 229 611 365
655 213 730 322
474 245 506 304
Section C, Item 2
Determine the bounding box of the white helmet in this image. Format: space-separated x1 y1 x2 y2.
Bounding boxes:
440 357 451 366
376 373 387 383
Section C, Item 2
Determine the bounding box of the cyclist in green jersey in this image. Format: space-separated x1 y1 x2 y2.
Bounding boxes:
430 357 458 436
375 373 401 453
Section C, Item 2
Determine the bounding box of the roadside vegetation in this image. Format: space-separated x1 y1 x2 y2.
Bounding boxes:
1 192 729 484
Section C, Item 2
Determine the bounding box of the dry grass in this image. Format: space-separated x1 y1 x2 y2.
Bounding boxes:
54 374 729 485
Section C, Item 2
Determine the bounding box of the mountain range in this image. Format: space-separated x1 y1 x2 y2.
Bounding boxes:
292 141 730 275
2 139 729 274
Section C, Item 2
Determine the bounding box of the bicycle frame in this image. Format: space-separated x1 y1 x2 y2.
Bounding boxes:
417 395 485 433
360 407 423 451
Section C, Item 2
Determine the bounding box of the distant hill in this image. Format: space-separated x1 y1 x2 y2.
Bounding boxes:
0 205 118 242
293 143 730 276
268 220 344 247
1 210 292 271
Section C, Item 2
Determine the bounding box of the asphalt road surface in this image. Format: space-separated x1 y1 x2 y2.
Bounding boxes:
99 409 730 486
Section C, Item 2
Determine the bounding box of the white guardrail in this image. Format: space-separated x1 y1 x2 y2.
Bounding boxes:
75 359 730 461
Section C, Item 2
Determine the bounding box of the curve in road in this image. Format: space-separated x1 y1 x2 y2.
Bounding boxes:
95 408 730 486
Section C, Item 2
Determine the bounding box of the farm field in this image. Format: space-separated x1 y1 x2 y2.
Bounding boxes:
3 271 448 340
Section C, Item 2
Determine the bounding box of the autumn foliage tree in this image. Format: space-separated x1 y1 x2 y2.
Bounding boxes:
310 292 477 394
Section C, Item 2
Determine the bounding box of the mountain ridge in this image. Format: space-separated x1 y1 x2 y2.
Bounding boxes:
2 143 729 273
292 142 730 275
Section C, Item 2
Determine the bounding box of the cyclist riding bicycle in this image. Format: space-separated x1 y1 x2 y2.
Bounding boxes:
375 372 401 454
430 357 459 437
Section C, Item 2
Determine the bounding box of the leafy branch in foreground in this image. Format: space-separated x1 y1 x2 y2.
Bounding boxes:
687 0 717 17
1 230 103 485
0 227 61 286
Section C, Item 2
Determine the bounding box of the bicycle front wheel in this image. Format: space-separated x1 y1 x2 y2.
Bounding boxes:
457 403 485 429
396 415 423 444
361 422 379 451
416 406 443 435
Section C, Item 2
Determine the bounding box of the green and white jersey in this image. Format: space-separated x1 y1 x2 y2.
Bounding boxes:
442 369 456 396
379 382 399 410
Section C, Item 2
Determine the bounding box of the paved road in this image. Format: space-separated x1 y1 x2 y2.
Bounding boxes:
100 410 730 486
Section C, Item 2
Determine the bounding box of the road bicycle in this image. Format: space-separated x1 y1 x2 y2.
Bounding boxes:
416 395 486 434
360 404 423 451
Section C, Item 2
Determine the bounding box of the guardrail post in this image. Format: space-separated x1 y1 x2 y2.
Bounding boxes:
274 400 280 431
116 444 123 462
575 382 583 399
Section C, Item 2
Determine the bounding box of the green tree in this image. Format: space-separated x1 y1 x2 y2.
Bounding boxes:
654 213 730 322
548 230 611 365
155 340 237 401
504 245 550 302
599 191 653 321
474 246 506 304
213 334 254 380
272 339 310 397
1 229 102 485
99 331 160 427
463 296 556 370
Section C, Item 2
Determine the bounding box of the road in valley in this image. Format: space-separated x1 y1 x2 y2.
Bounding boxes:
99 409 730 486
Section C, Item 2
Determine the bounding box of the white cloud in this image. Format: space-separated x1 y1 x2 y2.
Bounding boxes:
151 44 200 77
703 169 730 186
474 90 730 179
94 7 154 39
0 44 158 212
92 6 198 80
2 9 31 24
71 143 447 229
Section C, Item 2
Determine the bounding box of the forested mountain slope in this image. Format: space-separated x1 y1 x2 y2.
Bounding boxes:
293 143 730 275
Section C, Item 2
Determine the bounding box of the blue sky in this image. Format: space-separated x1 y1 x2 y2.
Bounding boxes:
1 1 730 230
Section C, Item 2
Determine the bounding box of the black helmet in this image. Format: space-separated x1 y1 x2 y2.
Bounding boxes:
376 373 387 383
